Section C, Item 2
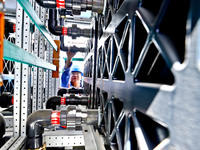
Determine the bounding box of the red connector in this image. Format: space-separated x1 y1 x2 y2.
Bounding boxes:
11 96 14 105
60 97 66 105
51 111 60 125
13 24 16 32
56 0 65 8
62 27 67 35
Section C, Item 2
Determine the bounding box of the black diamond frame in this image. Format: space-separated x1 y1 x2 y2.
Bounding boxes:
83 0 198 149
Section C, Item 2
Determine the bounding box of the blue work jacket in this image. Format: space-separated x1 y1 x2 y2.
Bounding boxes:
61 63 83 88
61 64 72 88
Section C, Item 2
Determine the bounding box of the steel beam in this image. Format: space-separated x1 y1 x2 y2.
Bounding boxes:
13 2 23 137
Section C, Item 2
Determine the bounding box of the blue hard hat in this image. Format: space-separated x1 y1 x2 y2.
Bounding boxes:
70 65 83 76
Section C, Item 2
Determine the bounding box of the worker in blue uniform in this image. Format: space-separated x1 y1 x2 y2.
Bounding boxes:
61 51 83 88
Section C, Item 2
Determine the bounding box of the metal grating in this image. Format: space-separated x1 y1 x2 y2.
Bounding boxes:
1 37 15 95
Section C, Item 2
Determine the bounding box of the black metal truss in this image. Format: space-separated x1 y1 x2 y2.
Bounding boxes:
83 0 195 149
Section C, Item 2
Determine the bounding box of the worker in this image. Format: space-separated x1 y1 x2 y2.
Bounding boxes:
61 51 83 88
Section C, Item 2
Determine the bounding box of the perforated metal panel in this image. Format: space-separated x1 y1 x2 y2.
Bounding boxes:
44 130 85 148
49 36 54 97
13 2 23 137
45 41 50 103
32 1 40 112
37 7 46 110
20 0 32 135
